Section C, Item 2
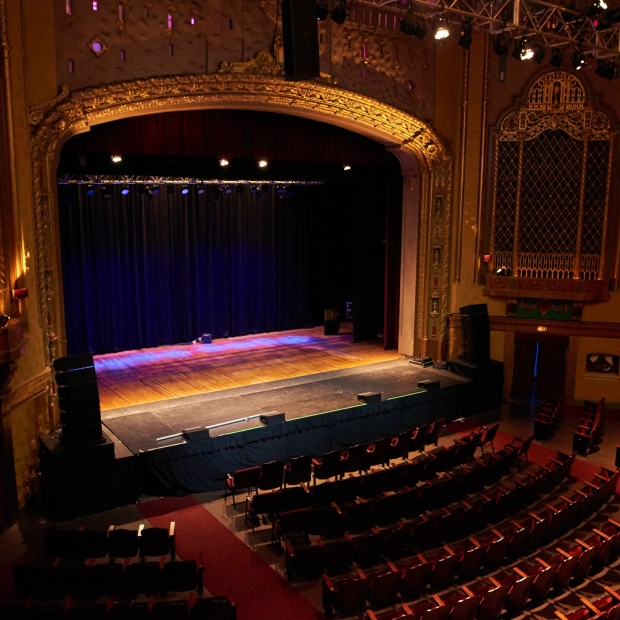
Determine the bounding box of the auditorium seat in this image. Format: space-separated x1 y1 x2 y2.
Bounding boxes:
366 436 392 470
474 423 500 455
365 565 401 609
390 429 414 462
108 526 139 560
224 465 261 507
139 522 176 558
106 603 150 620
284 454 313 487
340 443 368 476
76 529 109 560
125 560 163 597
349 530 384 569
322 569 369 617
258 460 285 491
163 558 204 594
85 562 124 599
43 528 79 561
192 596 237 620
313 450 343 484
285 540 325 580
151 599 190 620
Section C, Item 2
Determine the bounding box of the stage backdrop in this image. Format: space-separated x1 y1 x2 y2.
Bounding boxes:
58 185 311 355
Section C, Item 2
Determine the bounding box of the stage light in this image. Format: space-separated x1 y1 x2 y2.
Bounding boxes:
111 154 122 163
278 185 287 197
121 185 130 195
458 20 473 50
101 184 111 199
331 0 347 25
219 158 229 167
492 33 509 56
434 17 449 41
145 185 154 199
181 185 190 194
250 184 258 193
550 48 564 67
343 164 351 171
317 0 328 21
258 159 268 168
520 41 534 60
0 314 10 328
167 184 175 194
532 43 545 64
224 184 232 194
151 185 160 195
587 0 608 17
572 48 587 70
400 7 417 35
594 7 620 29
512 38 526 60
595 58 616 80
196 185 205 194
86 184 95 195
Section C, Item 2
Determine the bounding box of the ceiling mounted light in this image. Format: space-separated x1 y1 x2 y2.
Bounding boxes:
532 43 545 64
400 6 417 35
101 184 111 199
181 184 190 194
85 184 95 195
511 37 531 60
258 160 268 168
458 20 473 49
145 185 154 199
111 154 122 163
550 47 564 67
343 164 352 171
587 0 608 17
219 158 229 167
331 0 347 25
434 16 449 41
121 185 130 195
317 0 328 21
520 39 535 60
151 185 160 195
278 185 287 197
196 185 205 194
572 47 587 70
224 184 233 194
492 33 509 56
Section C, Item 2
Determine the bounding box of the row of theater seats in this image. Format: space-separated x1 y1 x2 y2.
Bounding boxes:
244 426 505 536
319 464 620 618
271 431 535 548
284 449 576 582
0 596 236 620
534 399 563 441
225 417 450 506
573 399 605 457
13 523 204 603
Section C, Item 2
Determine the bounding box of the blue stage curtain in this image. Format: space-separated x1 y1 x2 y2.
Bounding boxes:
58 184 310 355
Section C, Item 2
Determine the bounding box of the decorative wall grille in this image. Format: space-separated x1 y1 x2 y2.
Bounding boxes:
490 72 614 281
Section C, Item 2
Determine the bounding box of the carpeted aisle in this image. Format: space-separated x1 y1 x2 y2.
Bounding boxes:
138 496 324 620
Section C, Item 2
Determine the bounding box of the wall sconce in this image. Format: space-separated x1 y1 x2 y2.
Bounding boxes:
537 326 548 332
12 288 28 300
483 254 491 263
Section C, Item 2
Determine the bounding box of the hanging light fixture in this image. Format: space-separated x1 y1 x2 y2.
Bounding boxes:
434 16 449 41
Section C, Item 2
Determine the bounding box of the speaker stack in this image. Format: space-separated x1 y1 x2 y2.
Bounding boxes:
458 303 491 368
54 353 103 445
281 0 320 81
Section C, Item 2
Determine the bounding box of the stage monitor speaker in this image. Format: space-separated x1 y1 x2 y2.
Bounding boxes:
358 392 382 404
260 412 286 425
418 380 440 391
458 303 490 368
55 366 97 386
281 0 320 81
53 353 95 372
182 427 212 441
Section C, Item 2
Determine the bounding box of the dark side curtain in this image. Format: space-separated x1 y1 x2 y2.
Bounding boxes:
58 184 309 355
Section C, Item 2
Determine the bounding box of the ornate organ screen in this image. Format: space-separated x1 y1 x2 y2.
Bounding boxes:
490 72 614 281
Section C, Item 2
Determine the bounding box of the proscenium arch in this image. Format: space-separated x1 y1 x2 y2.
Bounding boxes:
31 66 452 369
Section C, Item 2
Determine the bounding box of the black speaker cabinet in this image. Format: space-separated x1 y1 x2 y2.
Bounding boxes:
458 303 491 368
53 353 95 372
182 427 212 441
281 0 320 81
418 380 440 391
260 412 286 425
358 392 382 404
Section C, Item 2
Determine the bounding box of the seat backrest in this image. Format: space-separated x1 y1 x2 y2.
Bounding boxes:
258 460 285 490
450 595 482 620
367 571 401 608
139 527 171 557
284 455 313 486
163 560 198 592
192 597 234 620
108 528 138 559
232 466 261 488
477 586 510 620
278 508 312 536
400 561 432 598
333 577 368 616
518 434 535 457
481 422 500 446
316 450 343 476
44 529 78 560
77 529 108 559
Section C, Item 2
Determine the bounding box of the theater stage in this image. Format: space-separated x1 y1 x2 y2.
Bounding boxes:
95 326 468 455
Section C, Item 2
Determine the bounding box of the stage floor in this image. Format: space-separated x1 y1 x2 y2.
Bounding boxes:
94 325 400 410
97 327 468 454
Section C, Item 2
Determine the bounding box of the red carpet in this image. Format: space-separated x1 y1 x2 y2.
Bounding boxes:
138 496 324 620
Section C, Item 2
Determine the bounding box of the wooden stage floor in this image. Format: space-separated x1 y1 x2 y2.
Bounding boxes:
94 325 401 411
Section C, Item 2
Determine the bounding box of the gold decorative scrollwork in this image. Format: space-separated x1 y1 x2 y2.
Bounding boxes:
28 85 70 126
29 52 451 363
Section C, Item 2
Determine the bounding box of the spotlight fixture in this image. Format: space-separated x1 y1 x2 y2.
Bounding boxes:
86 184 95 195
434 16 449 41
137 184 146 195
181 184 190 194
520 39 535 60
317 0 328 21
331 0 347 25
258 160 268 168
512 38 526 60
492 33 509 56
400 7 417 35
0 314 10 328
151 186 160 195
219 158 229 167
224 184 232 194
278 185 287 197
343 164 352 171
413 21 427 40
550 48 564 67
587 0 608 17
111 154 122 163
167 184 175 194
101 184 111 199
145 185 154 199
532 43 545 64
595 58 616 80
458 20 473 49
121 185 130 195
572 47 587 70
196 185 206 194
250 185 258 193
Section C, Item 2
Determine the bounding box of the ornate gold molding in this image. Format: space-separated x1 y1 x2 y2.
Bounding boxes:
30 55 451 364
28 85 70 126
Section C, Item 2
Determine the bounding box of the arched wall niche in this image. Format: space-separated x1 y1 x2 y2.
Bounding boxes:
29 52 453 376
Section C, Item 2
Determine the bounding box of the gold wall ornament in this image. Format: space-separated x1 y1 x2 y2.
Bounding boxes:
30 60 451 364
28 85 70 126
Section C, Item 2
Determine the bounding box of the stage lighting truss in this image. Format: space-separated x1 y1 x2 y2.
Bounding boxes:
354 0 620 62
57 175 324 190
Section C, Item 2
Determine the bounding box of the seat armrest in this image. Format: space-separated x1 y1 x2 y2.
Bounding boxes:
432 594 446 606
489 576 503 589
322 573 336 592
462 585 476 598
356 568 366 579
468 537 481 548
535 557 551 569
554 612 570 620
560 496 574 505
575 538 591 550
581 598 602 615
138 524 144 536
529 512 544 522
513 567 528 579
603 586 620 602
491 529 504 539
593 528 611 540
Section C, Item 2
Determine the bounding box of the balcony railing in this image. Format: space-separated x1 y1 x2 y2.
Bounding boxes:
492 252 600 280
